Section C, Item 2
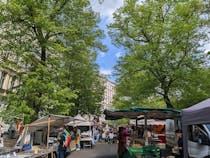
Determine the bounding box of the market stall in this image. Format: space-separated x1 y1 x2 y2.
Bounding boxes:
104 107 181 157
66 114 94 149
16 114 73 157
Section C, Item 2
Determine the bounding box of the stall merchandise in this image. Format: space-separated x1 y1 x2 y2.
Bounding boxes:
104 107 181 157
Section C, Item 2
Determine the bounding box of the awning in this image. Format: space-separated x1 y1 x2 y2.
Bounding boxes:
28 114 73 130
104 107 181 120
130 119 166 125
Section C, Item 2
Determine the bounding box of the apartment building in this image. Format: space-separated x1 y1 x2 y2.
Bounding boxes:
101 78 116 110
0 51 22 97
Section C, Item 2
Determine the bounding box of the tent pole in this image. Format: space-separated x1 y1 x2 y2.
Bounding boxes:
183 124 188 158
144 115 148 145
136 119 138 127
89 114 91 134
47 115 51 149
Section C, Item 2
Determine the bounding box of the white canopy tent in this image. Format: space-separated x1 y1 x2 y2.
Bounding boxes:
73 114 86 121
182 98 210 158
66 114 94 126
66 120 94 127
17 114 73 148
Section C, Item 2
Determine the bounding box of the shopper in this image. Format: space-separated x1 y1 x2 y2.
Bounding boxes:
174 129 183 158
57 127 66 158
75 126 81 151
117 127 130 158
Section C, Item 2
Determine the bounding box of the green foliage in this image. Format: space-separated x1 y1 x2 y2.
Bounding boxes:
109 0 210 109
4 65 77 123
174 68 210 109
110 118 129 126
0 0 106 122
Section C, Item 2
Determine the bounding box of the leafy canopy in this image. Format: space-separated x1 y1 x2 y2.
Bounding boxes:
109 0 210 109
0 0 105 122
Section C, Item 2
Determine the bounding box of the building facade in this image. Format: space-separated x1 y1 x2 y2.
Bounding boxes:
101 78 116 110
0 52 22 97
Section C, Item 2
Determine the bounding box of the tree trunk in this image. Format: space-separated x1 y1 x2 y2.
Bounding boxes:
163 94 173 108
41 46 46 62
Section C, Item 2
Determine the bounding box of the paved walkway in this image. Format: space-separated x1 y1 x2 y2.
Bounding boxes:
67 143 118 158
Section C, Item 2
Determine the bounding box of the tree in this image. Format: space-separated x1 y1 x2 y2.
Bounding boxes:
109 0 210 108
5 65 77 122
0 0 105 122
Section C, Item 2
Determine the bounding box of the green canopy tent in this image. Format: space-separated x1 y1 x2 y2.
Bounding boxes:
104 107 181 158
104 107 181 120
104 107 181 146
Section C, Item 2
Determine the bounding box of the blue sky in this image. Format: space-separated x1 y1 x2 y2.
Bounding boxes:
90 0 124 82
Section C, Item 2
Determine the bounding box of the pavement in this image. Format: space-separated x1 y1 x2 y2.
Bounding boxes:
67 143 118 158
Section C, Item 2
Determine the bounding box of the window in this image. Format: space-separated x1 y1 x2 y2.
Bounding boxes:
2 51 9 60
10 76 16 89
189 125 210 145
0 72 7 88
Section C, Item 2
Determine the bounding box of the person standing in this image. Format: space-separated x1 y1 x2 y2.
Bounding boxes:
175 129 183 158
57 127 66 158
64 126 71 157
108 131 114 144
75 126 81 151
8 124 16 139
18 121 24 136
117 127 130 158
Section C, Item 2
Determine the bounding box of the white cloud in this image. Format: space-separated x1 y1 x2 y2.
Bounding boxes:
99 52 106 57
90 0 124 23
204 49 210 54
115 51 123 58
100 69 112 76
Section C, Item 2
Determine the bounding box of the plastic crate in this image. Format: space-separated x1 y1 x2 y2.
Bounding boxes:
129 147 143 153
142 146 160 158
128 147 144 158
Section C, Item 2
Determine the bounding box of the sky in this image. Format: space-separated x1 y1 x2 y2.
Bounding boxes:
90 0 124 82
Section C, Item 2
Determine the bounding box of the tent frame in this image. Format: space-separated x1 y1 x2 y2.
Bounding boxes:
182 98 210 158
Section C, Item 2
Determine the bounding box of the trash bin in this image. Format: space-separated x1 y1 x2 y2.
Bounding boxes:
142 145 160 158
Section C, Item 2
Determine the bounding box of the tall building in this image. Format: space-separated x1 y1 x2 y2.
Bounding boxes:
101 78 116 110
0 52 22 97
0 70 17 96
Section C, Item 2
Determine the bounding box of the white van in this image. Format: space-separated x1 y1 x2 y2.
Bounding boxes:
188 124 210 158
166 119 210 158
